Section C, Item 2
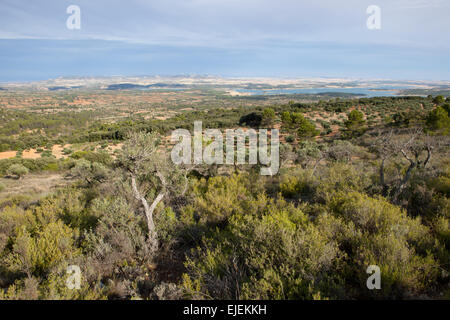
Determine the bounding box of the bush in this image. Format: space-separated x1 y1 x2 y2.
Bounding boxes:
329 192 438 298
83 197 155 286
285 135 295 143
62 148 73 155
183 174 264 224
292 113 319 138
279 170 316 199
262 108 276 126
183 189 440 299
433 95 445 105
70 160 109 185
239 112 262 128
5 221 80 277
70 150 112 166
344 110 366 136
183 199 333 300
6 164 29 179
426 106 449 132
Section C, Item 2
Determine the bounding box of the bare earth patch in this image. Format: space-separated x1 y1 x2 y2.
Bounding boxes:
0 144 73 160
0 151 16 160
22 149 41 159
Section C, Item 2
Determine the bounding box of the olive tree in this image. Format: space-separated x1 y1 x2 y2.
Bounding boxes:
371 128 440 201
117 132 188 250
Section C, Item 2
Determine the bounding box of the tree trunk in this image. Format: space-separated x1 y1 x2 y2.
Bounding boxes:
393 152 416 202
131 174 163 249
379 158 389 196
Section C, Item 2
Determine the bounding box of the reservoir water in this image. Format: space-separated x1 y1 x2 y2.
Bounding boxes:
236 86 413 98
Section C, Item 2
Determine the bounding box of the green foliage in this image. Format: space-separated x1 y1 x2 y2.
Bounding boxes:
443 103 450 115
41 150 53 158
70 150 113 166
0 157 61 176
261 108 276 126
183 174 265 225
5 221 80 277
281 111 291 125
62 148 73 155
70 159 109 185
329 192 439 298
0 95 448 300
183 187 441 299
279 169 316 199
183 197 326 300
83 197 155 287
292 113 317 137
426 106 450 132
344 110 366 136
6 164 29 179
239 112 262 128
432 95 445 105
285 135 295 143
282 112 319 138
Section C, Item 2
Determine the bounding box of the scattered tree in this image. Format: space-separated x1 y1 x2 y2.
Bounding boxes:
6 164 29 179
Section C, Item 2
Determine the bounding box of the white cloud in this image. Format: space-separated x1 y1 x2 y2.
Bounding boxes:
395 0 450 9
0 0 448 50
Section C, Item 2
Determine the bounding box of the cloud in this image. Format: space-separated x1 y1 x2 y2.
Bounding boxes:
0 1 448 80
394 0 450 9
0 0 448 49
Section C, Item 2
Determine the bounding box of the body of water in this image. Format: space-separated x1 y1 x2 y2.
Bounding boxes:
236 86 412 98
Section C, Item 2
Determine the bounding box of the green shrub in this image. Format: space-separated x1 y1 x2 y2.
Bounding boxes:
329 192 438 298
262 108 276 126
40 150 53 158
6 164 29 179
183 199 331 300
62 148 73 155
292 113 319 138
279 170 316 199
344 110 366 136
183 174 264 224
285 135 295 143
70 150 112 166
5 221 80 277
426 106 449 132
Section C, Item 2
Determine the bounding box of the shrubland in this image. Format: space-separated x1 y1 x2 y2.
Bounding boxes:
0 96 448 300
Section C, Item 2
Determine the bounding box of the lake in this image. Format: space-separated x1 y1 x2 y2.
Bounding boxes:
236 86 413 98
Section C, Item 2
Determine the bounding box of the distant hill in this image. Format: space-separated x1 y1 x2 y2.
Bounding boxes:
399 88 450 96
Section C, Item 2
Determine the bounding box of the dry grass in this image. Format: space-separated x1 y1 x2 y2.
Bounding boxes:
0 173 70 201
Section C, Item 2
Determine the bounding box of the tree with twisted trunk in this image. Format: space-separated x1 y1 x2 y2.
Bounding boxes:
371 128 439 202
118 132 190 251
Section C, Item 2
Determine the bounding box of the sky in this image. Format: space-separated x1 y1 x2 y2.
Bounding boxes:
0 0 449 82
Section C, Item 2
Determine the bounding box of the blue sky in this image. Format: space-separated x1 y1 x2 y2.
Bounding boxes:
0 0 449 82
